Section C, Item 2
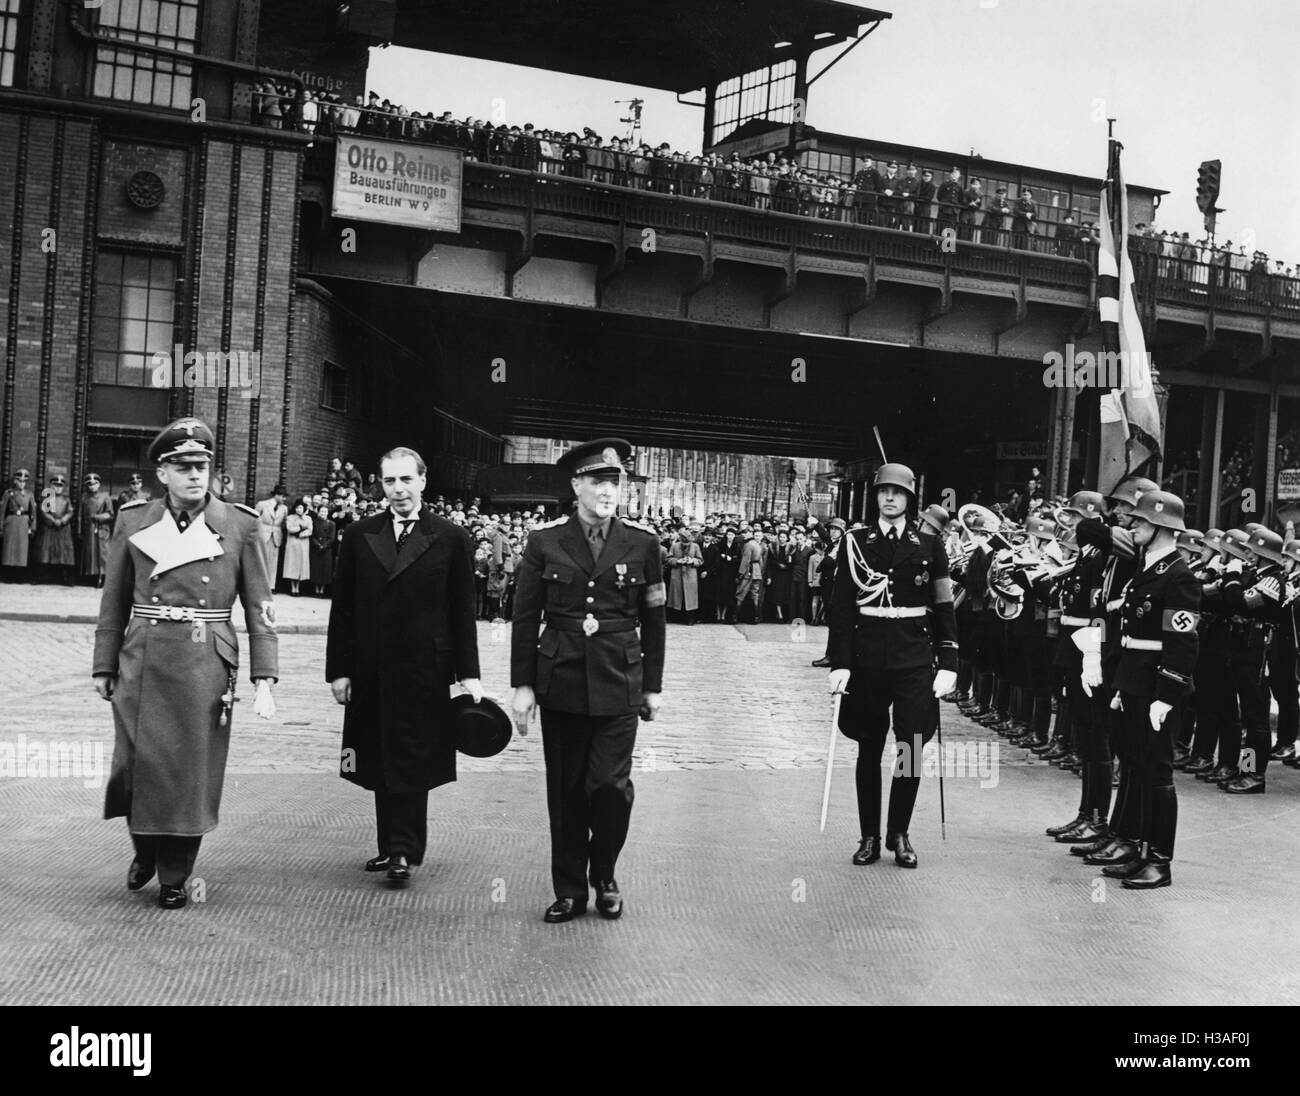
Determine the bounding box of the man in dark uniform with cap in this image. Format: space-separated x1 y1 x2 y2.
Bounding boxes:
511 439 667 923
936 167 964 238
93 418 278 908
1107 490 1199 888
828 463 959 868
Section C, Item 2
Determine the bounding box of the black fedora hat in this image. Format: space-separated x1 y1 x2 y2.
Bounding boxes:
451 694 512 758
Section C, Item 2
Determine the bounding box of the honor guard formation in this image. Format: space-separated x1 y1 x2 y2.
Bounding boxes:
937 474 1299 889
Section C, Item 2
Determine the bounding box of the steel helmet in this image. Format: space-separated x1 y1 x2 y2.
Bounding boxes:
1220 528 1253 560
1064 490 1107 519
1130 489 1186 531
918 503 950 535
1107 476 1160 507
873 462 916 496
1248 527 1286 564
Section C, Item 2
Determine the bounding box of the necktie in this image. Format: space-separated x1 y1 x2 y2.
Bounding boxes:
396 519 415 548
588 526 604 562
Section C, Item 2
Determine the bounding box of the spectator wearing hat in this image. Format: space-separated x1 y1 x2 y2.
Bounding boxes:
1012 189 1037 250
255 484 288 588
667 527 702 624
914 167 937 234
36 474 76 583
282 498 313 596
1 468 35 580
897 163 921 231
809 516 847 665
877 162 902 229
309 503 335 596
790 527 815 623
961 177 985 242
734 529 765 624
94 416 278 909
936 167 964 238
986 186 1011 247
707 525 742 621
851 157 881 225
79 473 115 586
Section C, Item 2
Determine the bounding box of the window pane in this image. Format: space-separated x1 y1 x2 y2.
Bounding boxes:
158 4 178 36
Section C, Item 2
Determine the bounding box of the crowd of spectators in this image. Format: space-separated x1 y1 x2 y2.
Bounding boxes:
252 83 1299 281
247 452 847 623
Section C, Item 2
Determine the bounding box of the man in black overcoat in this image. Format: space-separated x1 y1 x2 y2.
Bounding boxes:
326 446 482 886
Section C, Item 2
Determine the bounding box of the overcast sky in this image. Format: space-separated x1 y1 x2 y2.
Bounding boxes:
367 0 1298 262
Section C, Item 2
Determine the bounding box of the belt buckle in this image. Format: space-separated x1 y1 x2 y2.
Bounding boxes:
582 615 599 637
166 606 187 621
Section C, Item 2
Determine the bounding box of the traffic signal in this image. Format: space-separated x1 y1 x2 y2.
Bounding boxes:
1196 159 1221 215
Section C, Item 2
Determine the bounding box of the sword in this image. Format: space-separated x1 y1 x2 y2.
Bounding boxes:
934 694 947 840
820 690 845 832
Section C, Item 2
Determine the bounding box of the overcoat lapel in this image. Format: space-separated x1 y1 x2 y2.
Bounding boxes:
363 517 397 575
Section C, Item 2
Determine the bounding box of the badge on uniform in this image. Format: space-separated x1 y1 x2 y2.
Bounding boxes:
582 614 599 636
615 563 627 589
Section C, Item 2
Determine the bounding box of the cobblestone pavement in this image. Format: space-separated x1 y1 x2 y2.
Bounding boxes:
1 586 1298 1005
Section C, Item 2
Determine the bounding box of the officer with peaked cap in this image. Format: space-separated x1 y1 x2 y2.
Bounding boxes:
93 418 278 908
511 438 667 923
1105 489 1199 888
827 462 959 869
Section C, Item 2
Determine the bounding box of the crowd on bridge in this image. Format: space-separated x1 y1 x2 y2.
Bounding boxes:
250 82 1300 287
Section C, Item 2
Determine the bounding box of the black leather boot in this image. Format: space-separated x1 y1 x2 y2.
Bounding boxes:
1083 836 1140 864
1102 841 1150 879
1057 808 1109 844
1121 848 1171 888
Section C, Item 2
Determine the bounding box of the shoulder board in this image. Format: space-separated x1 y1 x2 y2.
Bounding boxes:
531 515 569 531
621 517 658 536
231 502 259 518
119 498 149 510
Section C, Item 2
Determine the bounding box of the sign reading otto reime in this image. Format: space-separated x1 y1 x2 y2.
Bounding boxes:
332 136 463 231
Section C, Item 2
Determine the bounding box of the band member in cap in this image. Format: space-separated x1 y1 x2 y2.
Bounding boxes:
1 468 35 578
936 167 964 237
93 417 278 909
1107 490 1199 888
511 438 667 923
326 446 482 886
79 473 115 586
828 463 959 869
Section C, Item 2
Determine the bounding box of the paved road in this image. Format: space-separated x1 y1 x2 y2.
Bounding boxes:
1 589 1298 1005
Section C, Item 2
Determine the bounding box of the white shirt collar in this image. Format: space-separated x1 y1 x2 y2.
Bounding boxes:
878 516 906 536
1143 542 1176 570
392 511 418 532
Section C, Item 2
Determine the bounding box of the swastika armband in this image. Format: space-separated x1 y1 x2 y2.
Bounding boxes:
644 581 666 608
1162 608 1200 633
932 576 954 604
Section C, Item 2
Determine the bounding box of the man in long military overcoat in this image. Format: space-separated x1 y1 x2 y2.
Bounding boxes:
326 446 482 887
94 418 278 909
511 438 667 923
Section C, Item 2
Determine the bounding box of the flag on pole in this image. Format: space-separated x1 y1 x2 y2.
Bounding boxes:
1097 137 1162 496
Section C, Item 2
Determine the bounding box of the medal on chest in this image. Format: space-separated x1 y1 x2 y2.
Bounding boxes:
615 563 627 589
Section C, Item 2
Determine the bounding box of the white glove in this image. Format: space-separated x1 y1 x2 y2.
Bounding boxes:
1080 650 1103 693
827 669 851 694
1109 692 1123 711
253 679 276 719
932 669 956 698
457 677 484 703
1225 557 1244 575
258 600 276 629
1149 700 1172 731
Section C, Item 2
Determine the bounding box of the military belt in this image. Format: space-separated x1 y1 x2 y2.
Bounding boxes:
132 604 233 622
858 605 927 619
1120 636 1162 651
544 615 637 634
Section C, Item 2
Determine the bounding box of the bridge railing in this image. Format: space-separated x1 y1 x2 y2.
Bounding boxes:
305 142 1299 316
